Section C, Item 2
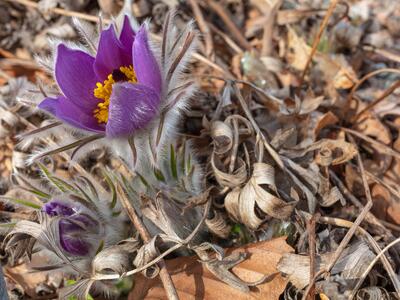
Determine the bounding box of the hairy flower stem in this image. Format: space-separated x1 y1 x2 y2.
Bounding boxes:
116 184 179 300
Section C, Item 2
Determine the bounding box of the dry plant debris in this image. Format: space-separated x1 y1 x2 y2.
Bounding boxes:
130 237 292 300
0 0 400 299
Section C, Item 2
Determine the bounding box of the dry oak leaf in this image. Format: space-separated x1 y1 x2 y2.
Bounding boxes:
129 237 293 300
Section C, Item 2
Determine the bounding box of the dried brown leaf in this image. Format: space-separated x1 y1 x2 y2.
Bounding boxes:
281 138 358 166
225 163 296 230
286 26 311 71
129 237 293 300
211 121 234 155
211 154 248 188
206 210 232 239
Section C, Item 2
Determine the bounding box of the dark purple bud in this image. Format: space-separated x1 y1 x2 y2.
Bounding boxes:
43 200 75 217
42 200 99 256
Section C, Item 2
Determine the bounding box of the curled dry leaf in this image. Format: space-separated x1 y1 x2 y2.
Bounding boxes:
225 163 296 230
93 244 136 276
133 237 160 279
205 210 232 239
281 138 358 166
277 242 374 289
129 237 293 300
211 153 248 188
211 121 234 155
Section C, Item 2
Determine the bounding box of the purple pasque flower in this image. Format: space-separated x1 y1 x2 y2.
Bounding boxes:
42 199 100 256
38 16 162 138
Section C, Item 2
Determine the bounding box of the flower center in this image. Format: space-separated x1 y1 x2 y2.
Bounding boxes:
93 65 137 124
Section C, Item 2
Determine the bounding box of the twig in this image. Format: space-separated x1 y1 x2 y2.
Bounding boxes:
299 210 400 297
362 45 400 64
346 68 400 114
299 0 338 84
339 126 400 161
205 0 252 50
188 0 214 59
351 80 400 122
208 23 243 54
317 215 400 297
302 137 372 300
307 213 318 300
204 75 284 104
350 237 400 299
116 184 179 300
232 83 284 169
329 170 393 237
326 136 372 272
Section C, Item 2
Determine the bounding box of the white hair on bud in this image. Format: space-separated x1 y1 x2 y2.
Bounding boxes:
71 17 99 54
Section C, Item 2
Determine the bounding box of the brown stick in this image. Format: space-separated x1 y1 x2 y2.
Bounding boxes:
117 184 179 300
299 0 338 84
306 214 318 300
302 137 372 300
205 0 252 50
352 79 400 122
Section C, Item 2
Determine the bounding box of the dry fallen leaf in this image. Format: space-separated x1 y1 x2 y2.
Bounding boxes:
129 237 293 300
286 26 311 71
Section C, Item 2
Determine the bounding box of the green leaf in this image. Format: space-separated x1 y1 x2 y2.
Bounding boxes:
103 171 117 209
21 187 51 200
153 168 166 182
95 240 104 254
38 163 77 193
73 184 94 204
170 144 178 180
112 210 122 217
135 172 149 187
0 196 42 209
0 222 16 228
16 175 51 200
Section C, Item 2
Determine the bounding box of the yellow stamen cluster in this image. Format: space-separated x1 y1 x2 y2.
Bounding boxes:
93 65 137 124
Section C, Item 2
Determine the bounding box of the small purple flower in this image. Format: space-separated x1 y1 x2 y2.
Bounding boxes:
43 199 99 256
38 16 162 138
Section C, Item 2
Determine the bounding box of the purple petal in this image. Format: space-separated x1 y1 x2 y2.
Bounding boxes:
59 219 91 256
119 16 135 52
55 44 99 111
133 26 162 94
39 96 105 133
94 25 132 80
106 82 160 137
43 200 74 217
